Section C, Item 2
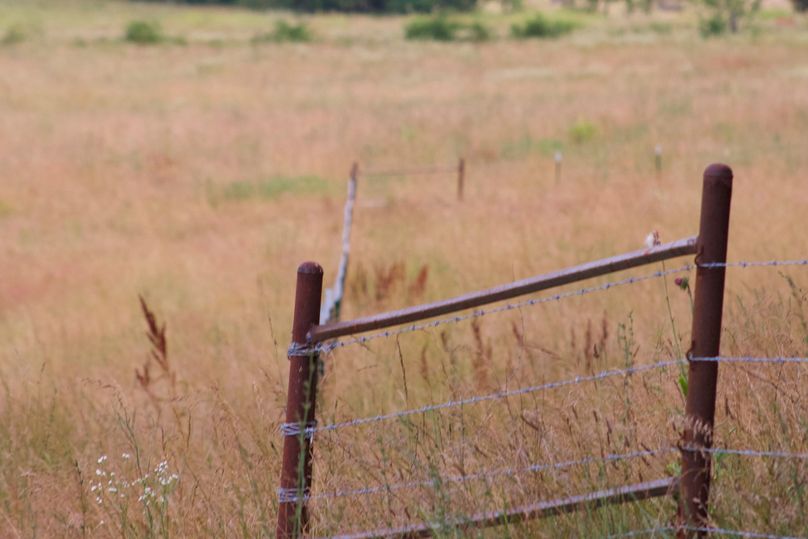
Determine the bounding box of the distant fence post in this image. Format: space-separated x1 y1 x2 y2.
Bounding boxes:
677 164 733 538
277 262 323 538
555 151 563 183
457 157 465 202
655 144 663 176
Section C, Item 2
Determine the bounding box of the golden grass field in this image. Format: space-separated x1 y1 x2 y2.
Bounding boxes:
1 0 807 536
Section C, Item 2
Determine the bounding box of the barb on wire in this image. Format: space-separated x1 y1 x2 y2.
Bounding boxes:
699 259 808 269
605 527 675 538
316 265 695 354
683 527 804 539
362 165 456 178
308 359 685 434
305 448 675 501
679 446 808 461
690 356 808 365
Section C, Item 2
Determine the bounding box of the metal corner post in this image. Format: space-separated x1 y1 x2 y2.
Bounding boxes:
277 262 324 538
677 164 733 538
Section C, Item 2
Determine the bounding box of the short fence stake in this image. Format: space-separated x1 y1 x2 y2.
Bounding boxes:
555 151 563 183
277 262 323 539
677 164 733 538
457 157 465 201
655 144 663 176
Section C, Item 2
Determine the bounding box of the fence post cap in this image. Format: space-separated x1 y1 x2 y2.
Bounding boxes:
298 261 323 275
703 163 733 184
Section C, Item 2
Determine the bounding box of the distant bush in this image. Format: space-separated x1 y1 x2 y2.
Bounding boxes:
511 13 577 39
568 119 597 144
699 13 728 36
467 20 492 42
1 24 28 46
253 20 312 43
124 20 164 44
405 16 492 42
793 0 808 11
132 0 477 13
405 16 461 41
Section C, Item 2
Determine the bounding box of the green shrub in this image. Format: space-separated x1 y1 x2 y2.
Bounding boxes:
405 16 460 41
1 24 28 46
253 20 312 43
568 119 597 144
466 21 492 42
699 13 728 36
511 13 577 39
132 0 478 13
124 20 163 44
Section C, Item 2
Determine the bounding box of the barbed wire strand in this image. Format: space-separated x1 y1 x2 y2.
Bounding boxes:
313 258 808 355
306 359 685 434
683 527 805 539
700 260 808 269
315 264 695 354
680 447 808 460
605 527 674 538
306 448 674 501
691 356 808 365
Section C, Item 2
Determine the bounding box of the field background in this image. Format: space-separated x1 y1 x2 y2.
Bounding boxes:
1 0 807 537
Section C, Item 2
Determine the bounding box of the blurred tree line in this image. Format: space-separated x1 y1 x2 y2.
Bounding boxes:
134 0 477 12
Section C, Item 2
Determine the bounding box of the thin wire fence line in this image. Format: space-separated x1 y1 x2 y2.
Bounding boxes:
683 527 806 539
310 258 808 355
311 264 695 354
305 359 686 434
306 448 675 501
680 447 808 460
699 259 808 269
690 356 808 365
605 527 675 538
361 165 457 178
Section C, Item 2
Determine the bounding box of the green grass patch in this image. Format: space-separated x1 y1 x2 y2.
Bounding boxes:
511 13 578 39
252 20 312 43
124 20 164 44
211 175 331 204
0 199 12 219
499 135 563 159
568 119 597 144
404 16 492 42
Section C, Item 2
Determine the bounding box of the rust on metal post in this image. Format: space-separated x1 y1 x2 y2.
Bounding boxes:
277 262 323 539
311 236 697 343
677 164 733 538
457 157 465 202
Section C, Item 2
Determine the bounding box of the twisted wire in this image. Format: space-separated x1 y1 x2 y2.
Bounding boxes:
680 447 808 460
690 356 808 365
605 528 675 538
699 259 808 269
307 448 675 501
683 527 805 539
312 359 685 434
315 264 695 354
313 258 808 355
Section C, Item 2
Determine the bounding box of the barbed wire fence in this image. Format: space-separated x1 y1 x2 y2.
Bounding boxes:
275 164 808 539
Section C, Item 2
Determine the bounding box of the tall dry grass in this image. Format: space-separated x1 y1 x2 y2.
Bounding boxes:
0 1 807 536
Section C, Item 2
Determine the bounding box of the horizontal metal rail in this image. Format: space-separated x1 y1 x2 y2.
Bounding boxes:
310 236 697 343
329 477 677 539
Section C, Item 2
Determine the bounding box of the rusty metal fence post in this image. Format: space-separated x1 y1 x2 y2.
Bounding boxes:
677 164 733 538
457 157 465 202
277 262 323 538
